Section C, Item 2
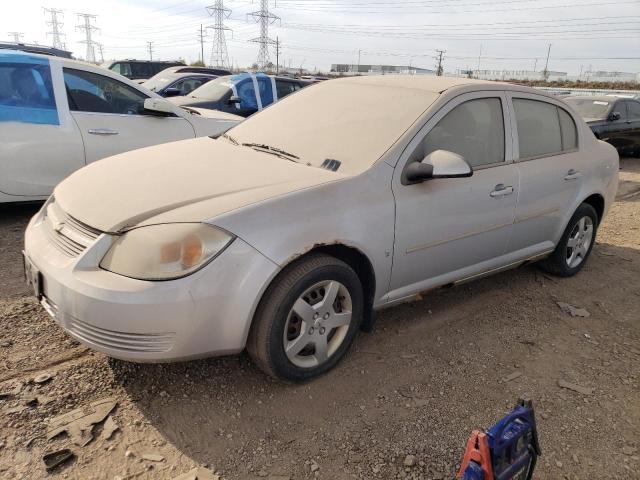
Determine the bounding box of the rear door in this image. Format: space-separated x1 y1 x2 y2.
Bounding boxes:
507 94 582 254
63 66 195 163
0 53 84 197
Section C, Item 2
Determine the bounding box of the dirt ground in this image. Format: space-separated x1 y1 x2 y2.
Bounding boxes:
1 159 638 480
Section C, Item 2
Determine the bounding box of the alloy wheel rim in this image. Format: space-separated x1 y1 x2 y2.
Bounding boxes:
283 280 352 368
566 216 594 268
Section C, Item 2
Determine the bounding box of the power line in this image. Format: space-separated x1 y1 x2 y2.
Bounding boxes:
206 1 232 68
76 13 99 63
44 8 66 50
248 0 280 68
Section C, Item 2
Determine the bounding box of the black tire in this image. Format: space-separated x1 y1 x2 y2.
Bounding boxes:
247 253 364 382
538 203 598 277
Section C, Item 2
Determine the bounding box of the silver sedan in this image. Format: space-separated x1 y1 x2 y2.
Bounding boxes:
24 76 618 381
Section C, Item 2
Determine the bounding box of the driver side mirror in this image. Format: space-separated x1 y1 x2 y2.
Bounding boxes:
143 98 176 116
404 150 473 185
228 95 241 105
163 87 182 98
608 111 621 121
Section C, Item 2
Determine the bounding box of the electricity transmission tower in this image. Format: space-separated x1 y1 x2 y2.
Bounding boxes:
76 13 99 63
8 32 24 43
44 8 66 50
248 0 279 69
435 49 446 76
206 1 232 68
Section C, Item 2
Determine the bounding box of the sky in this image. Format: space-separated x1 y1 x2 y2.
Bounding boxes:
2 0 640 75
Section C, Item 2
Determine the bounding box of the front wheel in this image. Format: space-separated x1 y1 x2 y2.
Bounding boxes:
538 203 598 277
247 254 364 382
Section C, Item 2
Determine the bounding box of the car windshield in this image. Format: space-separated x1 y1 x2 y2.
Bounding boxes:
188 76 233 100
565 98 612 119
141 75 173 92
226 80 439 175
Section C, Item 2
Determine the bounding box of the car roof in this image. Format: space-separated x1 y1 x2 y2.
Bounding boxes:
565 95 623 102
333 75 502 93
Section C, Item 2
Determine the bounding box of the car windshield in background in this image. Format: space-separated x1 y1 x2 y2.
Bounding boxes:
227 81 439 175
565 98 611 119
188 76 232 100
142 75 172 92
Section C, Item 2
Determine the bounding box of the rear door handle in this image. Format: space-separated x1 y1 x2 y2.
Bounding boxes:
88 128 119 136
564 169 581 181
490 184 514 197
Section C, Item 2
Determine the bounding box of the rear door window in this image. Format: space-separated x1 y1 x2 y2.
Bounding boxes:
513 99 563 158
130 62 153 79
64 68 148 115
0 54 58 125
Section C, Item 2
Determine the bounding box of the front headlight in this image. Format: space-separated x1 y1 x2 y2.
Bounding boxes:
100 223 234 280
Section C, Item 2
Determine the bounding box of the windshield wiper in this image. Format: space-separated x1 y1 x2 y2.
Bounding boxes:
222 133 239 145
242 142 300 162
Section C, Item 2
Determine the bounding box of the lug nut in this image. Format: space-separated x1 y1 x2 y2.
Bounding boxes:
308 327 314 335
323 312 330 320
319 327 326 335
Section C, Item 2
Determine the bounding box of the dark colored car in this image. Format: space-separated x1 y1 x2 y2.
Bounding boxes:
105 60 186 80
142 71 218 97
565 96 640 157
167 72 309 117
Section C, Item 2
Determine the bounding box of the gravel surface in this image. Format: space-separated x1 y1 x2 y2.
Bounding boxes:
0 159 638 480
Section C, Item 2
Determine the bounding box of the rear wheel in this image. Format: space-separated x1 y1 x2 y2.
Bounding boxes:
247 254 363 382
538 203 598 277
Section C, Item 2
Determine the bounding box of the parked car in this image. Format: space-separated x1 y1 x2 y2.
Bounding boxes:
142 69 221 98
168 72 310 117
0 50 242 203
565 95 640 157
104 59 186 81
24 76 618 381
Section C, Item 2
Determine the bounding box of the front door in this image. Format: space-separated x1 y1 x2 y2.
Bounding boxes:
389 92 518 302
0 53 84 197
63 67 194 164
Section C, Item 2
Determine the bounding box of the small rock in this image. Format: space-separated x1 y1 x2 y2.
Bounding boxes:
141 453 165 462
555 460 563 468
125 450 134 458
33 373 53 384
622 446 637 456
257 469 268 477
159 391 168 397
310 462 319 472
403 455 416 467
556 302 590 318
502 371 523 383
572 454 579 464
558 380 593 395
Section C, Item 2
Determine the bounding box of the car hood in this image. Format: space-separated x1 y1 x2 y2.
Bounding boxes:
167 95 213 107
54 137 344 233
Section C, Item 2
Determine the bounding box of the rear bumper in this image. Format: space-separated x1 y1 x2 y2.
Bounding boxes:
24 211 278 362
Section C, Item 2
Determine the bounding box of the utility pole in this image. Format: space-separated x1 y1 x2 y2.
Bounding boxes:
147 41 153 61
543 43 552 81
207 1 232 69
8 32 24 43
533 58 538 72
248 0 279 69
436 49 446 76
357 49 361 74
275 36 280 74
96 43 105 63
44 8 66 50
76 14 99 63
197 24 206 64
476 44 482 78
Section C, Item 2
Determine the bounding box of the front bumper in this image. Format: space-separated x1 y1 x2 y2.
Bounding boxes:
24 210 278 362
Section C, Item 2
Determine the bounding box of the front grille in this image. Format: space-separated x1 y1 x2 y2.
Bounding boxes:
43 200 102 257
68 317 175 353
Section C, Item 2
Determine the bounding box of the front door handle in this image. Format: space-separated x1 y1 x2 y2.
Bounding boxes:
88 128 119 136
564 169 581 181
490 184 514 197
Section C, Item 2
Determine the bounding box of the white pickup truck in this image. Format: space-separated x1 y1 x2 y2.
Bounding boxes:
0 50 242 203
